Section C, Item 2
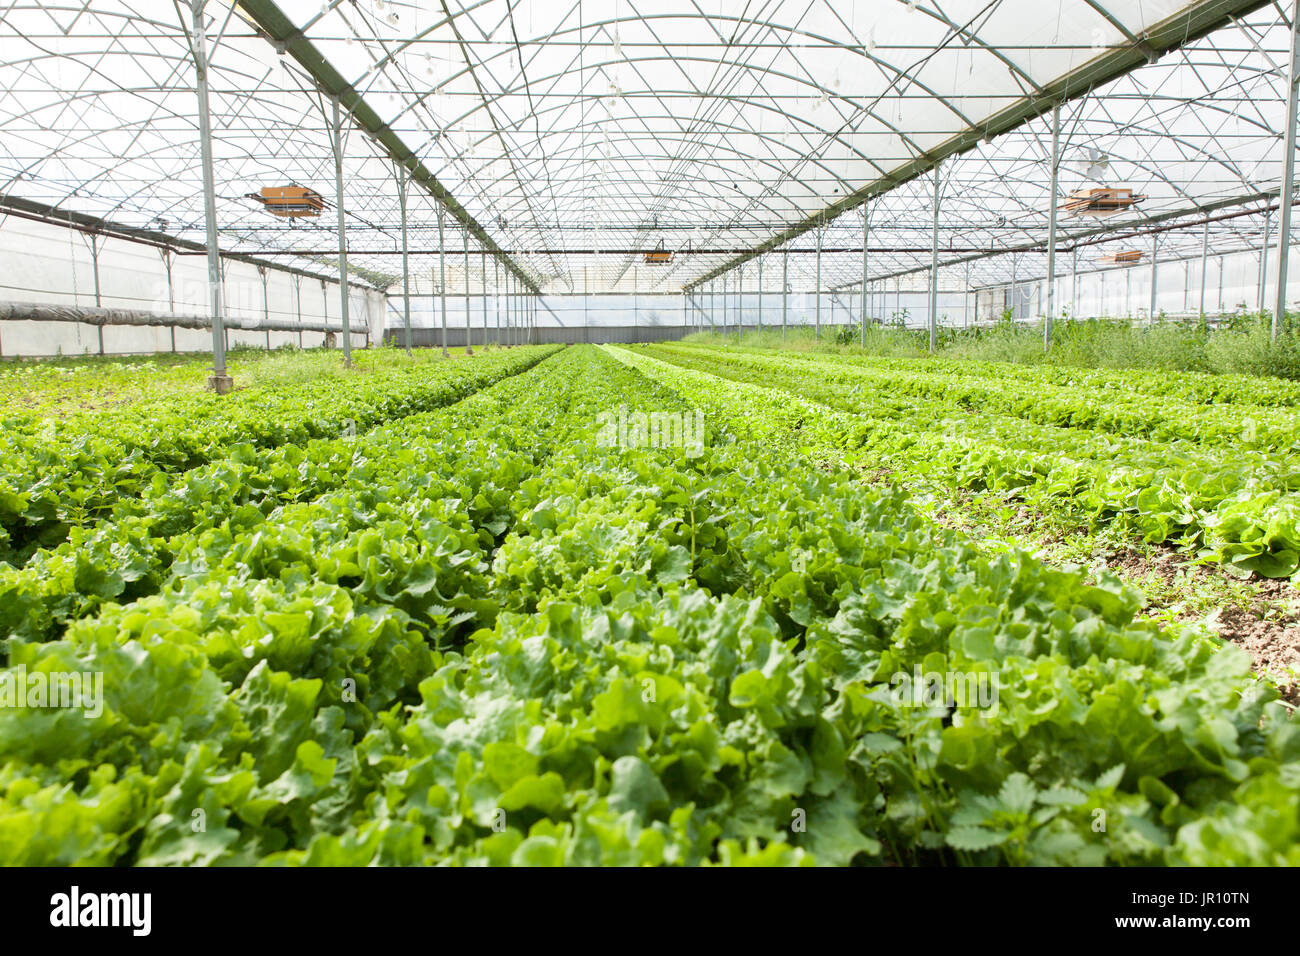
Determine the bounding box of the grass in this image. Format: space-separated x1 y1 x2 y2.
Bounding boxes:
688 310 1300 379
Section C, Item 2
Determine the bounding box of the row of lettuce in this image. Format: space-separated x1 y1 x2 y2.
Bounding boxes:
639 343 1300 579
0 345 1294 865
0 346 560 567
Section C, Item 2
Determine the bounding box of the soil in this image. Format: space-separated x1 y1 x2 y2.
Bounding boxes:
1102 544 1300 705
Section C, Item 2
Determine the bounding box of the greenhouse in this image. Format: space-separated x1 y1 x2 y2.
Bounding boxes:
0 0 1298 882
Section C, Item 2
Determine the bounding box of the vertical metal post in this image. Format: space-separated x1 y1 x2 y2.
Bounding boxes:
929 162 941 352
481 250 488 350
164 248 177 352
1277 0 1300 337
397 161 412 353
330 96 353 366
260 265 270 349
294 274 303 349
1045 102 1061 349
861 204 869 346
191 0 230 391
815 226 822 338
782 249 788 342
1149 234 1160 321
737 263 743 343
1259 205 1272 315
463 228 473 354
1199 217 1210 319
437 205 448 356
1011 253 1018 319
964 262 971 328
1071 248 1079 319
757 255 763 335
88 235 104 354
495 258 502 346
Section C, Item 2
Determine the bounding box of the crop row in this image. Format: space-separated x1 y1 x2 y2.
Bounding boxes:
0 346 559 566
639 344 1300 578
731 343 1300 409
2 345 1295 864
659 343 1297 454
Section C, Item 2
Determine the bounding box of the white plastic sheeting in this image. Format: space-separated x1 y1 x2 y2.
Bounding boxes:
0 0 1286 307
0 216 380 357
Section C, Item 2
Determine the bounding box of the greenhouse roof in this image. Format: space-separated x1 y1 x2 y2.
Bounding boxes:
0 0 1290 296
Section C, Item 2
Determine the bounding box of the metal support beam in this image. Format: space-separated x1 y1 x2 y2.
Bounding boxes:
88 234 104 354
757 255 763 335
329 96 352 367
1259 205 1272 315
782 250 789 342
260 265 270 349
396 161 411 354
815 227 822 339
1071 248 1079 319
1199 218 1210 318
190 0 230 392
163 248 177 352
861 205 870 346
1277 0 1300 337
437 204 448 356
737 263 743 343
1045 103 1061 349
929 162 942 352
1150 234 1160 319
463 227 473 354
481 249 488 350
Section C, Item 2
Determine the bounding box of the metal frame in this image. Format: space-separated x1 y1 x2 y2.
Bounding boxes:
0 0 1296 339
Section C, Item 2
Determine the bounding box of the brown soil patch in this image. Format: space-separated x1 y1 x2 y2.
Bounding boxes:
1212 605 1300 703
1102 544 1300 704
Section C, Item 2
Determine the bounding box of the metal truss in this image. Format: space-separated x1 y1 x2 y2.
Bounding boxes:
0 0 1295 308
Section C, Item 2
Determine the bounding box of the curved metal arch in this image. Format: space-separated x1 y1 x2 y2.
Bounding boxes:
1 97 385 227
394 56 937 183
686 0 1278 289
448 109 899 222
365 8 999 138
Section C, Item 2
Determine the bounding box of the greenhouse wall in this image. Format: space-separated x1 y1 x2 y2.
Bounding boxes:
979 242 1300 322
0 216 380 357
